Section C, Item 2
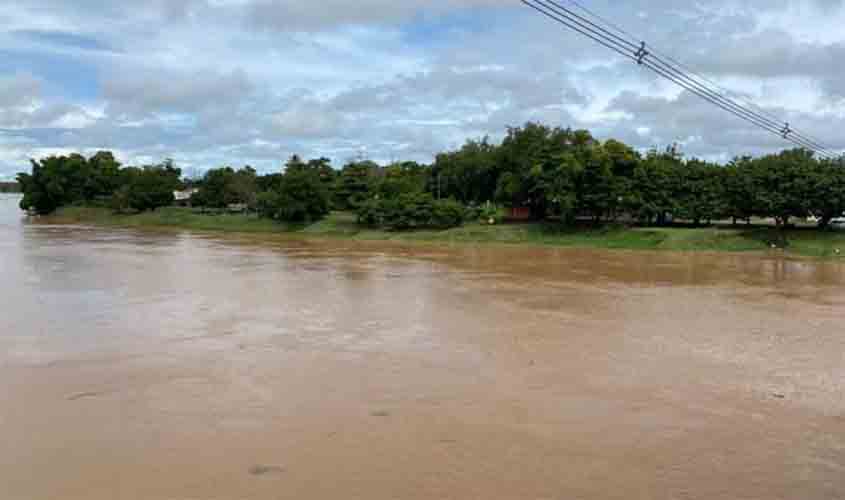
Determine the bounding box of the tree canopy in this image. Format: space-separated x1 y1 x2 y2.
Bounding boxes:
191 166 258 209
15 122 845 231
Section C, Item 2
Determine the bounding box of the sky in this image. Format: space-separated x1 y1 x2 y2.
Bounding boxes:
1 0 845 179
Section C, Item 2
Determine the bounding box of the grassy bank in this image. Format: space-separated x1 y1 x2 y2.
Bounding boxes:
44 206 845 258
48 206 291 233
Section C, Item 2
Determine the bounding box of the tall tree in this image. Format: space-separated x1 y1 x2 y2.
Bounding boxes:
723 157 756 225
629 149 681 225
808 157 845 229
258 166 331 222
334 161 378 210
192 166 257 209
432 138 498 204
750 149 815 227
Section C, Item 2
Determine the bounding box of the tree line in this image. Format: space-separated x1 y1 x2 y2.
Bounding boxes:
17 152 182 215
17 122 845 229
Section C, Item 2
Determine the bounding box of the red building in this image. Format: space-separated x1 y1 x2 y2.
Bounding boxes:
505 206 531 221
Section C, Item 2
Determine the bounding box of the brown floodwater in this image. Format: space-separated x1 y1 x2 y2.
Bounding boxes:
1 194 844 500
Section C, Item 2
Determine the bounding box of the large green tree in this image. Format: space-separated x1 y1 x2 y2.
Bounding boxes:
808 158 845 229
432 138 498 204
192 166 257 209
723 157 756 225
257 166 331 222
334 161 378 210
629 149 682 225
112 161 182 212
373 161 429 200
495 123 596 220
749 149 815 227
576 145 622 222
674 159 725 226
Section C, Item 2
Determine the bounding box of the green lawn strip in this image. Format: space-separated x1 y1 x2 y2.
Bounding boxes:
43 207 845 259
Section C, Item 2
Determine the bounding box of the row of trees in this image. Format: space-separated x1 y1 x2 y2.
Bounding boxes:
188 155 461 228
17 122 845 229
17 152 182 214
432 123 845 228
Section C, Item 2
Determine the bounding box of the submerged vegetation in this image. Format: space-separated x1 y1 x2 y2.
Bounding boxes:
16 121 845 257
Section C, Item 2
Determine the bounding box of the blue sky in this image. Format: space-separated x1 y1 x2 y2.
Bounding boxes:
1 0 844 179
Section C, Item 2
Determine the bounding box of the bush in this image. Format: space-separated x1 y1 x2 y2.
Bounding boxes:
191 166 257 209
255 169 330 223
356 197 384 227
431 199 466 228
255 190 282 219
110 165 181 212
465 202 501 224
357 193 466 230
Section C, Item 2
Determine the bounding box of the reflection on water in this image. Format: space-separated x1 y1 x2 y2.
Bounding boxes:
1 193 844 500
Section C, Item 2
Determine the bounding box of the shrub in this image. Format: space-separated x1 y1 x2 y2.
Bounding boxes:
191 167 257 209
255 190 282 219
431 199 466 228
356 197 383 227
110 165 181 212
357 193 466 230
466 202 501 224
255 169 330 223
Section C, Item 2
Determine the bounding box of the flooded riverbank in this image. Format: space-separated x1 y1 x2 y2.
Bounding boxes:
47 205 845 259
2 194 844 499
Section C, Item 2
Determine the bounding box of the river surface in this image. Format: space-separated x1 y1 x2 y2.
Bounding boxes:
1 193 844 499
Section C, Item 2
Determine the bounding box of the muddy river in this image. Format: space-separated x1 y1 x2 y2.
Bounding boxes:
1 193 844 499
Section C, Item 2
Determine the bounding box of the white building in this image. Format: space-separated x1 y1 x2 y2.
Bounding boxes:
173 188 198 205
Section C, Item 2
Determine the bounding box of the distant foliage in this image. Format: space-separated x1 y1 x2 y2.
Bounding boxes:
256 162 331 223
430 198 467 229
357 193 465 231
191 166 258 209
465 202 502 224
15 152 180 215
15 121 845 230
333 161 379 210
111 162 183 213
434 122 845 228
18 151 121 214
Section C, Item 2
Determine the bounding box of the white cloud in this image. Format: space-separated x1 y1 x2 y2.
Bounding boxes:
1 0 844 178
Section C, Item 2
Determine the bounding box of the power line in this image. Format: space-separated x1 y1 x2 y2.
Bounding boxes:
522 0 814 153
554 0 838 157
521 0 836 159
564 0 799 124
558 0 838 157
530 1 831 157
534 0 835 158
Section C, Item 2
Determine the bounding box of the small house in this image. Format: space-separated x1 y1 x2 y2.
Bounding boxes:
173 188 198 206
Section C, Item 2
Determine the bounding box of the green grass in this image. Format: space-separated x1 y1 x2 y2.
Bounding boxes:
49 206 293 233
44 207 845 259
